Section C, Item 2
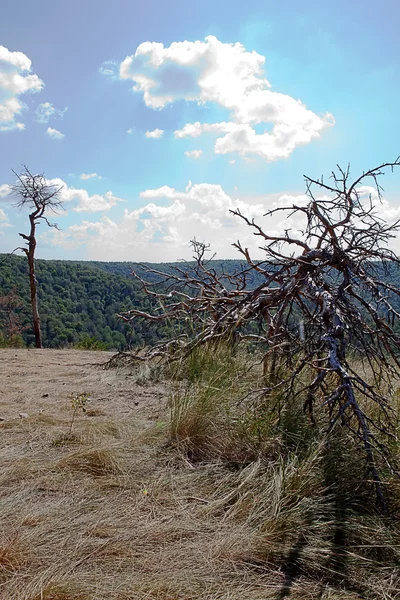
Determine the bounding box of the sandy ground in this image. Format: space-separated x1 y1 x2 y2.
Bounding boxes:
0 348 166 424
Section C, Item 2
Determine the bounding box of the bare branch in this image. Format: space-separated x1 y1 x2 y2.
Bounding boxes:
118 160 400 509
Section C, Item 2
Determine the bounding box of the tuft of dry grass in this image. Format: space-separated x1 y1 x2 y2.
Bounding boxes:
0 535 29 582
168 344 267 463
56 447 122 476
50 433 80 447
32 583 90 600
85 408 107 417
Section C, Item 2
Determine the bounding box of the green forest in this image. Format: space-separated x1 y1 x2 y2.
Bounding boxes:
0 254 257 349
2 253 400 350
0 254 157 349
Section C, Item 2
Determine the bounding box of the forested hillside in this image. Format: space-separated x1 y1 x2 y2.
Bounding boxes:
85 258 265 286
0 254 257 349
0 255 159 349
2 253 400 350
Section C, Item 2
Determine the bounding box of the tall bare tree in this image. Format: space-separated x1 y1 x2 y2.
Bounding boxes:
12 166 63 348
119 159 400 509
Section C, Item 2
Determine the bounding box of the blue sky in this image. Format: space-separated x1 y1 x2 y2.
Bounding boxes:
1 0 399 261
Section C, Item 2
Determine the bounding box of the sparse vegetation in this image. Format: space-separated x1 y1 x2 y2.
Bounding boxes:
0 347 399 599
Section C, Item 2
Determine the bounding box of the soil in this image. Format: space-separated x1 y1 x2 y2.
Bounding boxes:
0 348 166 424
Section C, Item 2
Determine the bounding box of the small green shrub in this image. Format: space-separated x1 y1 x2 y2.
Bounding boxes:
0 332 25 348
75 335 109 351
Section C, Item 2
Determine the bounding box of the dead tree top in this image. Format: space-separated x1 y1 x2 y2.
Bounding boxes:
119 159 400 510
11 165 63 229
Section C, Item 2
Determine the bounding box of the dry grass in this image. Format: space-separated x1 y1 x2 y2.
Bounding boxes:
56 447 123 476
0 535 29 582
0 348 399 599
31 585 90 600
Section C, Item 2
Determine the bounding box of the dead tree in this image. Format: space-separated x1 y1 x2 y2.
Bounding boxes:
11 166 63 348
119 159 400 509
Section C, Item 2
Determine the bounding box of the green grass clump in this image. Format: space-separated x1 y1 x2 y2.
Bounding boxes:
167 342 400 597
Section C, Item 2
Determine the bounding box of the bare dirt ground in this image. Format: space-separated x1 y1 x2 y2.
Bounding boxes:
0 349 369 600
0 350 271 600
0 348 165 424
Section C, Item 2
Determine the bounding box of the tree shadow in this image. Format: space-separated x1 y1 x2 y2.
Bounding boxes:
277 528 309 599
315 497 367 600
276 442 367 599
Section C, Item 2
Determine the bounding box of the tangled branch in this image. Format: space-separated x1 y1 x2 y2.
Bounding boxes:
120 159 400 509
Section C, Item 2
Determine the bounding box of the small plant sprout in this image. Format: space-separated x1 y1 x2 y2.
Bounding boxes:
69 392 89 435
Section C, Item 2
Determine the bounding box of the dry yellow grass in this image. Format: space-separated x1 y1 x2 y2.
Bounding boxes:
0 349 399 600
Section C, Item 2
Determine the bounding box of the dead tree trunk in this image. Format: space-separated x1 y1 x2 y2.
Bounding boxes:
19 213 42 348
29 257 42 348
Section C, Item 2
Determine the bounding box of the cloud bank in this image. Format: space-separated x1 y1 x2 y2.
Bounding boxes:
42 179 400 262
45 182 270 261
117 36 334 161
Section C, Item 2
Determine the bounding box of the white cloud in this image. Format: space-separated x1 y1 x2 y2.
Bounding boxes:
0 45 44 131
46 127 64 140
185 149 203 158
80 173 102 180
175 120 327 161
139 182 264 221
35 102 67 124
99 60 120 80
0 116 25 132
117 36 333 161
44 178 124 213
0 184 11 197
46 181 268 261
213 123 322 161
0 207 12 230
174 121 235 138
145 128 164 139
127 127 134 134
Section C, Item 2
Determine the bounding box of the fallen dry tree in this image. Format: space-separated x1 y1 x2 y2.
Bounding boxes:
119 160 400 510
